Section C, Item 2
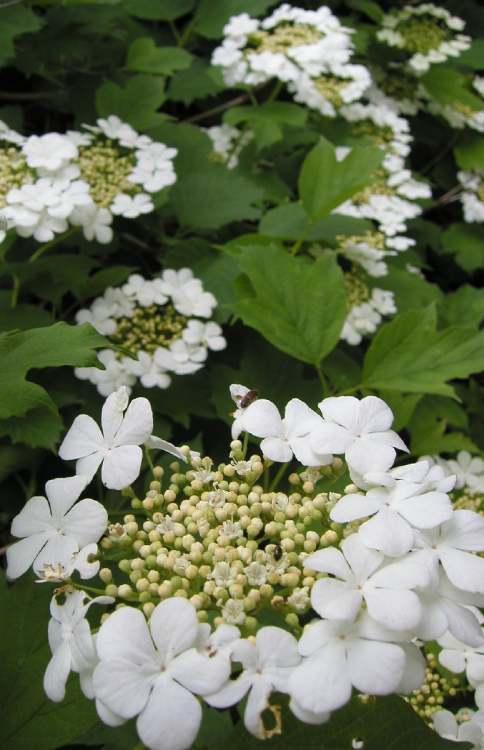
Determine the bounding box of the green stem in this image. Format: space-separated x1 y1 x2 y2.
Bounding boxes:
144 446 154 473
29 227 79 262
269 462 289 491
184 93 250 124
290 222 313 255
10 273 20 308
336 384 362 396
315 364 328 395
268 79 284 102
169 20 181 44
242 431 249 459
177 18 194 47
69 582 109 596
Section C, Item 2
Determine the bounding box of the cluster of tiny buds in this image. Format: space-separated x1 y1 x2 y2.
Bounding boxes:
453 491 484 515
408 652 462 722
98 442 347 631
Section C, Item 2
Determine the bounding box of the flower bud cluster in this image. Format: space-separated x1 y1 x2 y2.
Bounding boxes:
74 268 226 396
341 271 396 345
408 652 461 721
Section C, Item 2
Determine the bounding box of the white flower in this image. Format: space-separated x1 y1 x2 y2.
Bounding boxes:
445 451 484 494
70 205 113 244
92 115 141 148
306 533 427 630
330 476 453 558
22 132 78 172
206 627 301 739
160 268 217 318
93 599 229 750
74 349 136 397
310 395 407 476
34 542 100 583
438 620 484 685
6 475 107 579
414 510 484 594
288 617 411 715
110 193 154 218
433 709 483 747
182 320 226 352
123 351 172 390
122 274 168 307
44 590 113 702
59 387 184 489
241 397 332 466
229 383 257 439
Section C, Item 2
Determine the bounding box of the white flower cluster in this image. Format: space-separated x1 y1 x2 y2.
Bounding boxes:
425 76 484 134
204 124 253 169
341 286 396 346
458 169 484 223
212 4 371 116
377 4 471 74
8 387 484 750
0 115 177 245
75 268 226 396
426 452 484 496
336 104 431 247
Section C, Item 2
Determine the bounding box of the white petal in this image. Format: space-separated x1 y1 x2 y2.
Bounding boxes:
284 399 322 438
342 534 383 581
44 641 72 702
259 437 292 463
6 533 48 579
101 445 142 489
397 644 426 694
11 496 52 537
256 626 300 668
290 435 331 467
310 422 353 454
364 589 422 631
33 535 78 577
59 415 104 460
205 672 252 709
330 493 383 523
101 388 128 442
137 675 202 750
289 698 330 725
359 507 414 557
96 699 126 727
304 547 352 579
244 677 273 739
441 600 484 647
346 439 396 476
311 579 362 621
46 475 89 520
289 645 351 713
242 400 283 439
347 640 405 695
433 710 457 739
149 598 199 661
444 510 484 551
319 396 360 431
96 606 156 664
146 435 186 461
93 659 157 719
357 396 393 433
113 397 153 446
395 492 453 530
169 650 229 695
76 451 104 482
70 619 97 673
63 498 108 546
438 649 466 674
440 548 484 594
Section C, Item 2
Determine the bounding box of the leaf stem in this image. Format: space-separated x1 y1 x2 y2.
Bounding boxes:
337 384 362 396
184 93 250 123
269 462 289 491
169 20 181 44
28 227 79 262
177 18 194 47
10 273 20 308
268 80 284 102
315 364 328 395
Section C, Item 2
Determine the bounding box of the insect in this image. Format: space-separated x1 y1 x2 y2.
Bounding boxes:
272 544 283 561
239 388 259 409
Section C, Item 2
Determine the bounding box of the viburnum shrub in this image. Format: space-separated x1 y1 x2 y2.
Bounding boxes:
0 2 484 750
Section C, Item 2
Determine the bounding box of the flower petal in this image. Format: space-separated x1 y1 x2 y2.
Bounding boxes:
43 641 72 702
6 533 48 579
244 677 273 739
63 498 108 547
145 435 186 461
284 399 322 438
137 675 202 750
289 698 330 725
290 435 331 468
433 710 457 739
319 396 360 431
304 547 352 579
341 534 383 582
242 399 283 439
289 644 351 714
59 414 104 460
346 439 396 476
440 548 484 594
149 598 199 661
359 507 414 557
443 510 484 551
33 535 78 577
46 475 89 521
364 589 422 631
169 650 229 695
347 640 405 695
205 672 252 709
259 436 292 463
11 496 52 538
113 397 153 447
311 579 362 621
101 388 128 443
101 445 142 489
310 422 353 455
76 451 104 482
395 491 453 530
93 658 157 719
96 606 156 664
330 493 383 523
357 396 394 433
256 626 300 668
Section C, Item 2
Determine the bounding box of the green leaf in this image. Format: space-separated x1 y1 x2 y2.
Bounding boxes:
362 307 484 398
126 38 192 76
421 67 482 111
454 132 484 170
0 292 53 332
170 168 264 229
77 266 135 302
96 75 167 130
440 285 484 329
0 574 100 750
233 244 347 366
0 322 108 422
259 202 372 241
0 6 43 64
347 0 384 22
122 0 195 20
381 268 443 312
408 396 477 455
298 138 384 221
168 59 225 104
193 0 277 38
211 695 464 750
0 407 63 450
441 223 484 272
456 39 484 70
224 102 307 148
